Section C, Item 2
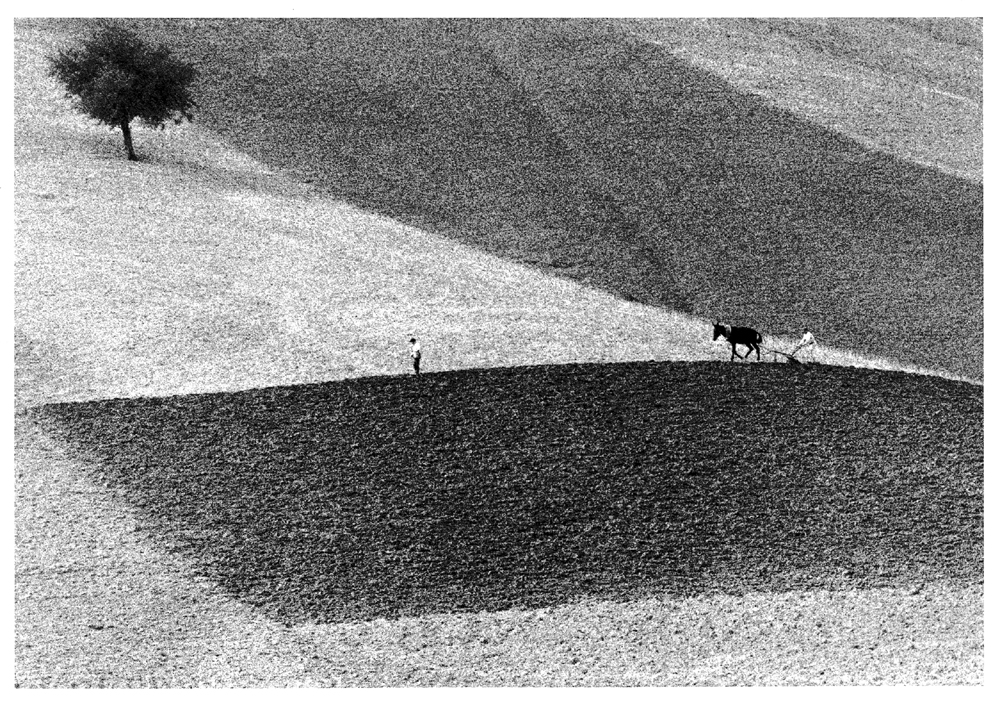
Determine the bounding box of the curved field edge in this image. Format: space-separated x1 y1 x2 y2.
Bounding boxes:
15 18 976 414
116 17 982 380
14 418 982 692
16 408 984 689
33 362 983 626
617 18 982 181
14 19 984 686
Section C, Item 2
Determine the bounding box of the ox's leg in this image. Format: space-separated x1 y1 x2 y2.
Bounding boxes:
731 343 743 361
752 343 760 361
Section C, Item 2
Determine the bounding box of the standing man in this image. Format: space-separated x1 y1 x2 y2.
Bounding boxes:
409 337 422 376
792 328 816 363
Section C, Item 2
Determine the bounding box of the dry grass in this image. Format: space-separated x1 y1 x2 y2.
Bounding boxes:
112 17 982 380
16 18 707 406
14 18 983 687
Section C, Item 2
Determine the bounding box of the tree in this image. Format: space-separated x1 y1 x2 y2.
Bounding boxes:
49 24 197 161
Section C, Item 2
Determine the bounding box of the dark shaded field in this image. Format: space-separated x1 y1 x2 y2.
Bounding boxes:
33 362 983 625
95 17 983 380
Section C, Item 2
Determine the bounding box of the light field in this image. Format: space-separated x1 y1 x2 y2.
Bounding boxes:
14 19 983 687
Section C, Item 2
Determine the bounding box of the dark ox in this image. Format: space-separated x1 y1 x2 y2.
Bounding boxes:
713 320 762 361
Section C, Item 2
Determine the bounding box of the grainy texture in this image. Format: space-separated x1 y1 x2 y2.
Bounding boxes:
33 362 983 625
16 17 984 687
16 412 984 686
115 17 983 379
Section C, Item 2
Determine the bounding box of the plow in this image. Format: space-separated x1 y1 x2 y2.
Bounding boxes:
761 346 804 365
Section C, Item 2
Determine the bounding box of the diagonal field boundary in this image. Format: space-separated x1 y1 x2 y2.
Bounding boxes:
34 362 983 625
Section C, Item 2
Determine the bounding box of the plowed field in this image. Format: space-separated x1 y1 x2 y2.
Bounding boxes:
101 17 982 380
32 362 983 625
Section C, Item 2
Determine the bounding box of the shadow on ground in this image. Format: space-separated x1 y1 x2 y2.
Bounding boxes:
33 362 983 625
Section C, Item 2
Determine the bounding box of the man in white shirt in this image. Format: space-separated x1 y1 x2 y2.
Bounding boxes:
409 337 422 376
792 328 816 362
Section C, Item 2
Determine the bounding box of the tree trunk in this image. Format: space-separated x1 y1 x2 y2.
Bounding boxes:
120 116 138 161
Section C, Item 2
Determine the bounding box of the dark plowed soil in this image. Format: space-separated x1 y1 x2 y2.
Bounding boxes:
32 362 982 625
59 17 980 379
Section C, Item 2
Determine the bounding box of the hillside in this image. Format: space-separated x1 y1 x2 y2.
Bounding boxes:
15 18 714 408
34 362 983 625
109 17 983 380
15 18 984 686
619 17 983 180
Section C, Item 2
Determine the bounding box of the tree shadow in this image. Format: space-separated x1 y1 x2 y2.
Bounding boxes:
33 362 983 624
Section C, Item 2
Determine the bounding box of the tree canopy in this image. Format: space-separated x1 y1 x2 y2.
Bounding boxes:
49 24 197 161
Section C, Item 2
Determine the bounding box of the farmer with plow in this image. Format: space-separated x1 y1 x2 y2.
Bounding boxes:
720 320 816 365
791 328 816 363
767 327 816 364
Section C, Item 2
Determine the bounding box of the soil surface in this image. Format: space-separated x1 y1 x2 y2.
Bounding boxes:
33 362 983 626
16 19 984 686
100 17 983 380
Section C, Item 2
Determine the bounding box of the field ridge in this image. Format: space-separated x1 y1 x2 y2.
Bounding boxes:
114 17 983 380
34 361 984 625
15 18 984 686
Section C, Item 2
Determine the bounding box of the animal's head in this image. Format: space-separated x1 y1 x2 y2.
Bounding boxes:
712 320 725 340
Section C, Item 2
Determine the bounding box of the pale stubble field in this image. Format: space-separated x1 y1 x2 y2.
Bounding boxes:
14 18 983 687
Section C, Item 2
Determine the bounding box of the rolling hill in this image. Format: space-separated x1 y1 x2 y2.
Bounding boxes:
16 18 984 686
33 362 983 625
111 17 983 380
